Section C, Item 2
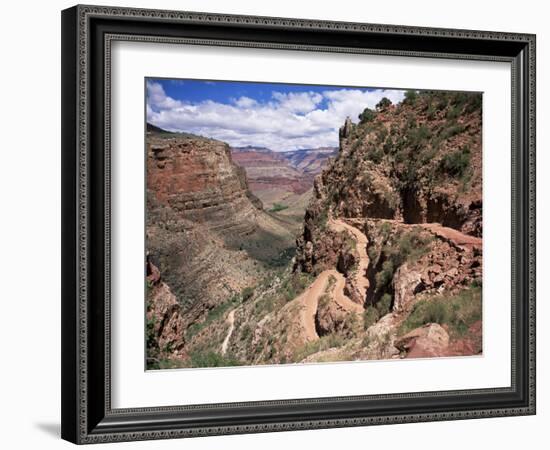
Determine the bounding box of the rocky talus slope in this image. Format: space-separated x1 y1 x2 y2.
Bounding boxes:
146 259 187 366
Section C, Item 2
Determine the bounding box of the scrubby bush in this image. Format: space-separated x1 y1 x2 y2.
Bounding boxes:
403 90 418 105
269 203 288 213
375 259 395 290
372 228 434 301
439 123 466 140
406 124 431 149
189 351 242 367
358 107 376 124
368 147 384 163
293 333 345 361
280 272 314 302
446 104 461 120
241 286 255 301
363 307 379 330
398 286 482 338
440 145 471 177
376 97 392 110
376 293 392 316
464 93 482 113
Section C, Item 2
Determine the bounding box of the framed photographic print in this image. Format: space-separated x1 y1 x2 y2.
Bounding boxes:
61 5 536 444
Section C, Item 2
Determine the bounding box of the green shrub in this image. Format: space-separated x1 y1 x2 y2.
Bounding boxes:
376 293 392 316
363 307 379 330
376 97 392 110
376 127 388 143
293 333 345 361
406 124 431 149
241 286 255 301
398 286 482 338
269 203 288 213
379 221 392 236
146 315 157 351
375 259 395 290
189 351 242 368
280 272 314 302
372 228 433 298
426 103 437 119
358 107 376 123
367 245 378 262
186 295 241 339
446 104 461 120
403 90 418 105
441 145 471 177
397 229 433 262
368 147 384 163
439 123 466 140
240 324 252 342
464 93 482 113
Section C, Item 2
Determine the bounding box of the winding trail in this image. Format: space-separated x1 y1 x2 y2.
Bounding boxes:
291 216 481 344
296 272 335 341
221 309 235 355
295 219 369 341
419 223 482 251
329 218 370 301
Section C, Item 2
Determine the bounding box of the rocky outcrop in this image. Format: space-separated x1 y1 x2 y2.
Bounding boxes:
395 321 482 358
148 134 261 239
394 323 450 358
389 229 482 313
146 260 187 365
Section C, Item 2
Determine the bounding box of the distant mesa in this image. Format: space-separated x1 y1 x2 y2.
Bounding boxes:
146 122 170 134
146 122 204 140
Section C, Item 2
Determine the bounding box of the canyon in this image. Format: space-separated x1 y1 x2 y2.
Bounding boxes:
146 90 483 369
230 145 337 233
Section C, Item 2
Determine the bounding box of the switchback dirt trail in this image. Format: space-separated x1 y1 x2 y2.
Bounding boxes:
329 218 370 301
295 219 369 341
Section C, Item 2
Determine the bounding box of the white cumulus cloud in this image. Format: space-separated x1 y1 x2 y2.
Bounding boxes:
146 81 404 151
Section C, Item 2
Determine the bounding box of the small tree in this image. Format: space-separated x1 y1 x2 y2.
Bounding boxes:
403 90 418 105
358 107 376 123
376 97 392 111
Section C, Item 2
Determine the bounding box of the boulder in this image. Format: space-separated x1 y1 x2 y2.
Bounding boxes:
395 323 450 358
392 264 424 312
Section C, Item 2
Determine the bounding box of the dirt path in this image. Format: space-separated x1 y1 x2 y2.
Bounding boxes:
296 272 334 341
221 309 235 355
295 219 369 341
324 269 365 314
289 216 481 355
419 223 482 250
329 218 370 302
367 218 481 251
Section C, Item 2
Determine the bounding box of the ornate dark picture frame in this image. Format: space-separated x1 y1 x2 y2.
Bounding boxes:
61 4 536 444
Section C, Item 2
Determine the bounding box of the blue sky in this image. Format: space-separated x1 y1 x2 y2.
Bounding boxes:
146 78 405 151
